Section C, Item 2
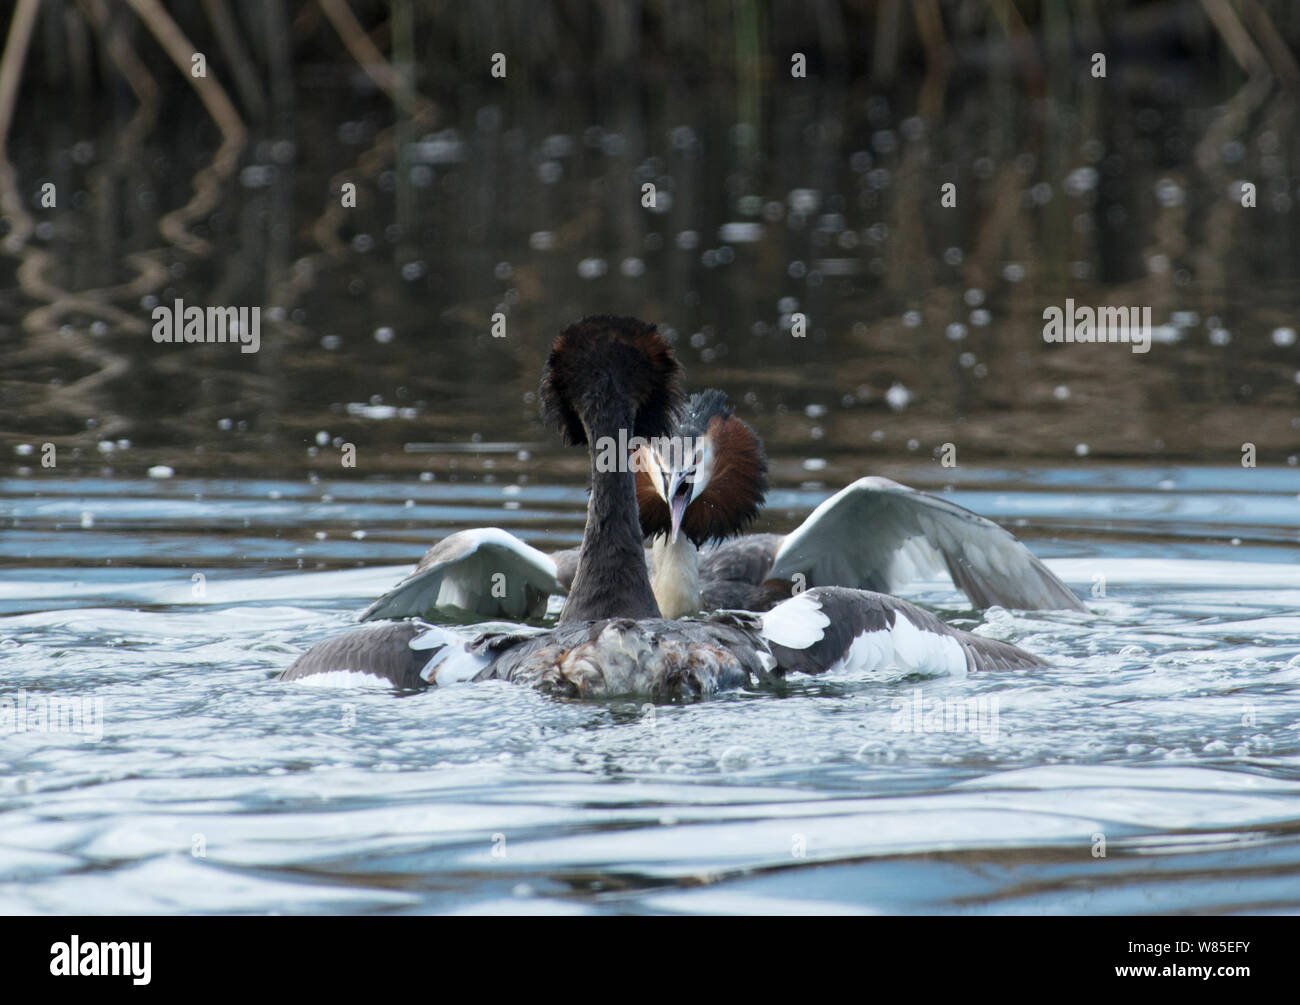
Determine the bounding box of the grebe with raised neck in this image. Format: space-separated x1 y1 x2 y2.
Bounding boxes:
282 317 1047 697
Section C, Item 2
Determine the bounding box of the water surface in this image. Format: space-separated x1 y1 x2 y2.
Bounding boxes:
2 2 1299 915
2 467 1298 914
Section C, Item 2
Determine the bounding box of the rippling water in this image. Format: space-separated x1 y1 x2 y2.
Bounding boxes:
4 1 1300 914
2 466 1298 914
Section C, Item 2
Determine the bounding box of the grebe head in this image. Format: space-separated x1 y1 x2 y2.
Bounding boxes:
636 389 768 545
540 314 682 445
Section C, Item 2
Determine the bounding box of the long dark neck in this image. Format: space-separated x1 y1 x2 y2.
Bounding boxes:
561 400 662 624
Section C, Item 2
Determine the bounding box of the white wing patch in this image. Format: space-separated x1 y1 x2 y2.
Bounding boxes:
411 624 490 684
760 592 830 649
824 628 892 676
890 614 967 677
818 611 967 679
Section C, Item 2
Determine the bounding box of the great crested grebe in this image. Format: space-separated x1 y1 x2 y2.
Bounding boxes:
359 391 1082 623
634 389 1086 617
281 316 1046 697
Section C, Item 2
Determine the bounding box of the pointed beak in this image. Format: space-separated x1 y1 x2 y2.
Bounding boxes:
666 471 690 543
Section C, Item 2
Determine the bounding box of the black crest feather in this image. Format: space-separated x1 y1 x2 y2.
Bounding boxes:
540 315 683 444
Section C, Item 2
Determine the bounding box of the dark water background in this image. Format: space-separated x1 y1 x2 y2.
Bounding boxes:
2 0 1298 478
0 1 1298 914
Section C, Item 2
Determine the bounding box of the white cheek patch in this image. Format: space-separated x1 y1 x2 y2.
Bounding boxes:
642 447 668 500
692 443 715 501
761 592 830 649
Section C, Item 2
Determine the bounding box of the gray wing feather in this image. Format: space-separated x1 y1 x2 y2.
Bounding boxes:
279 621 430 688
767 477 1084 611
699 534 784 586
360 528 565 622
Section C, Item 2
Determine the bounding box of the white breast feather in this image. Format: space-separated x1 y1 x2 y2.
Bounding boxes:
651 535 702 619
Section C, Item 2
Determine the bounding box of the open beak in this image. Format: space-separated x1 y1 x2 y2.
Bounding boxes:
666 471 690 543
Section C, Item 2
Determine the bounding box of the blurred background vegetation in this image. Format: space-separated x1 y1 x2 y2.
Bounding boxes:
1 0 1298 483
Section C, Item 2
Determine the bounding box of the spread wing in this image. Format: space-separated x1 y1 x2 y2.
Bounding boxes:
360 528 567 622
698 533 784 587
766 477 1084 611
